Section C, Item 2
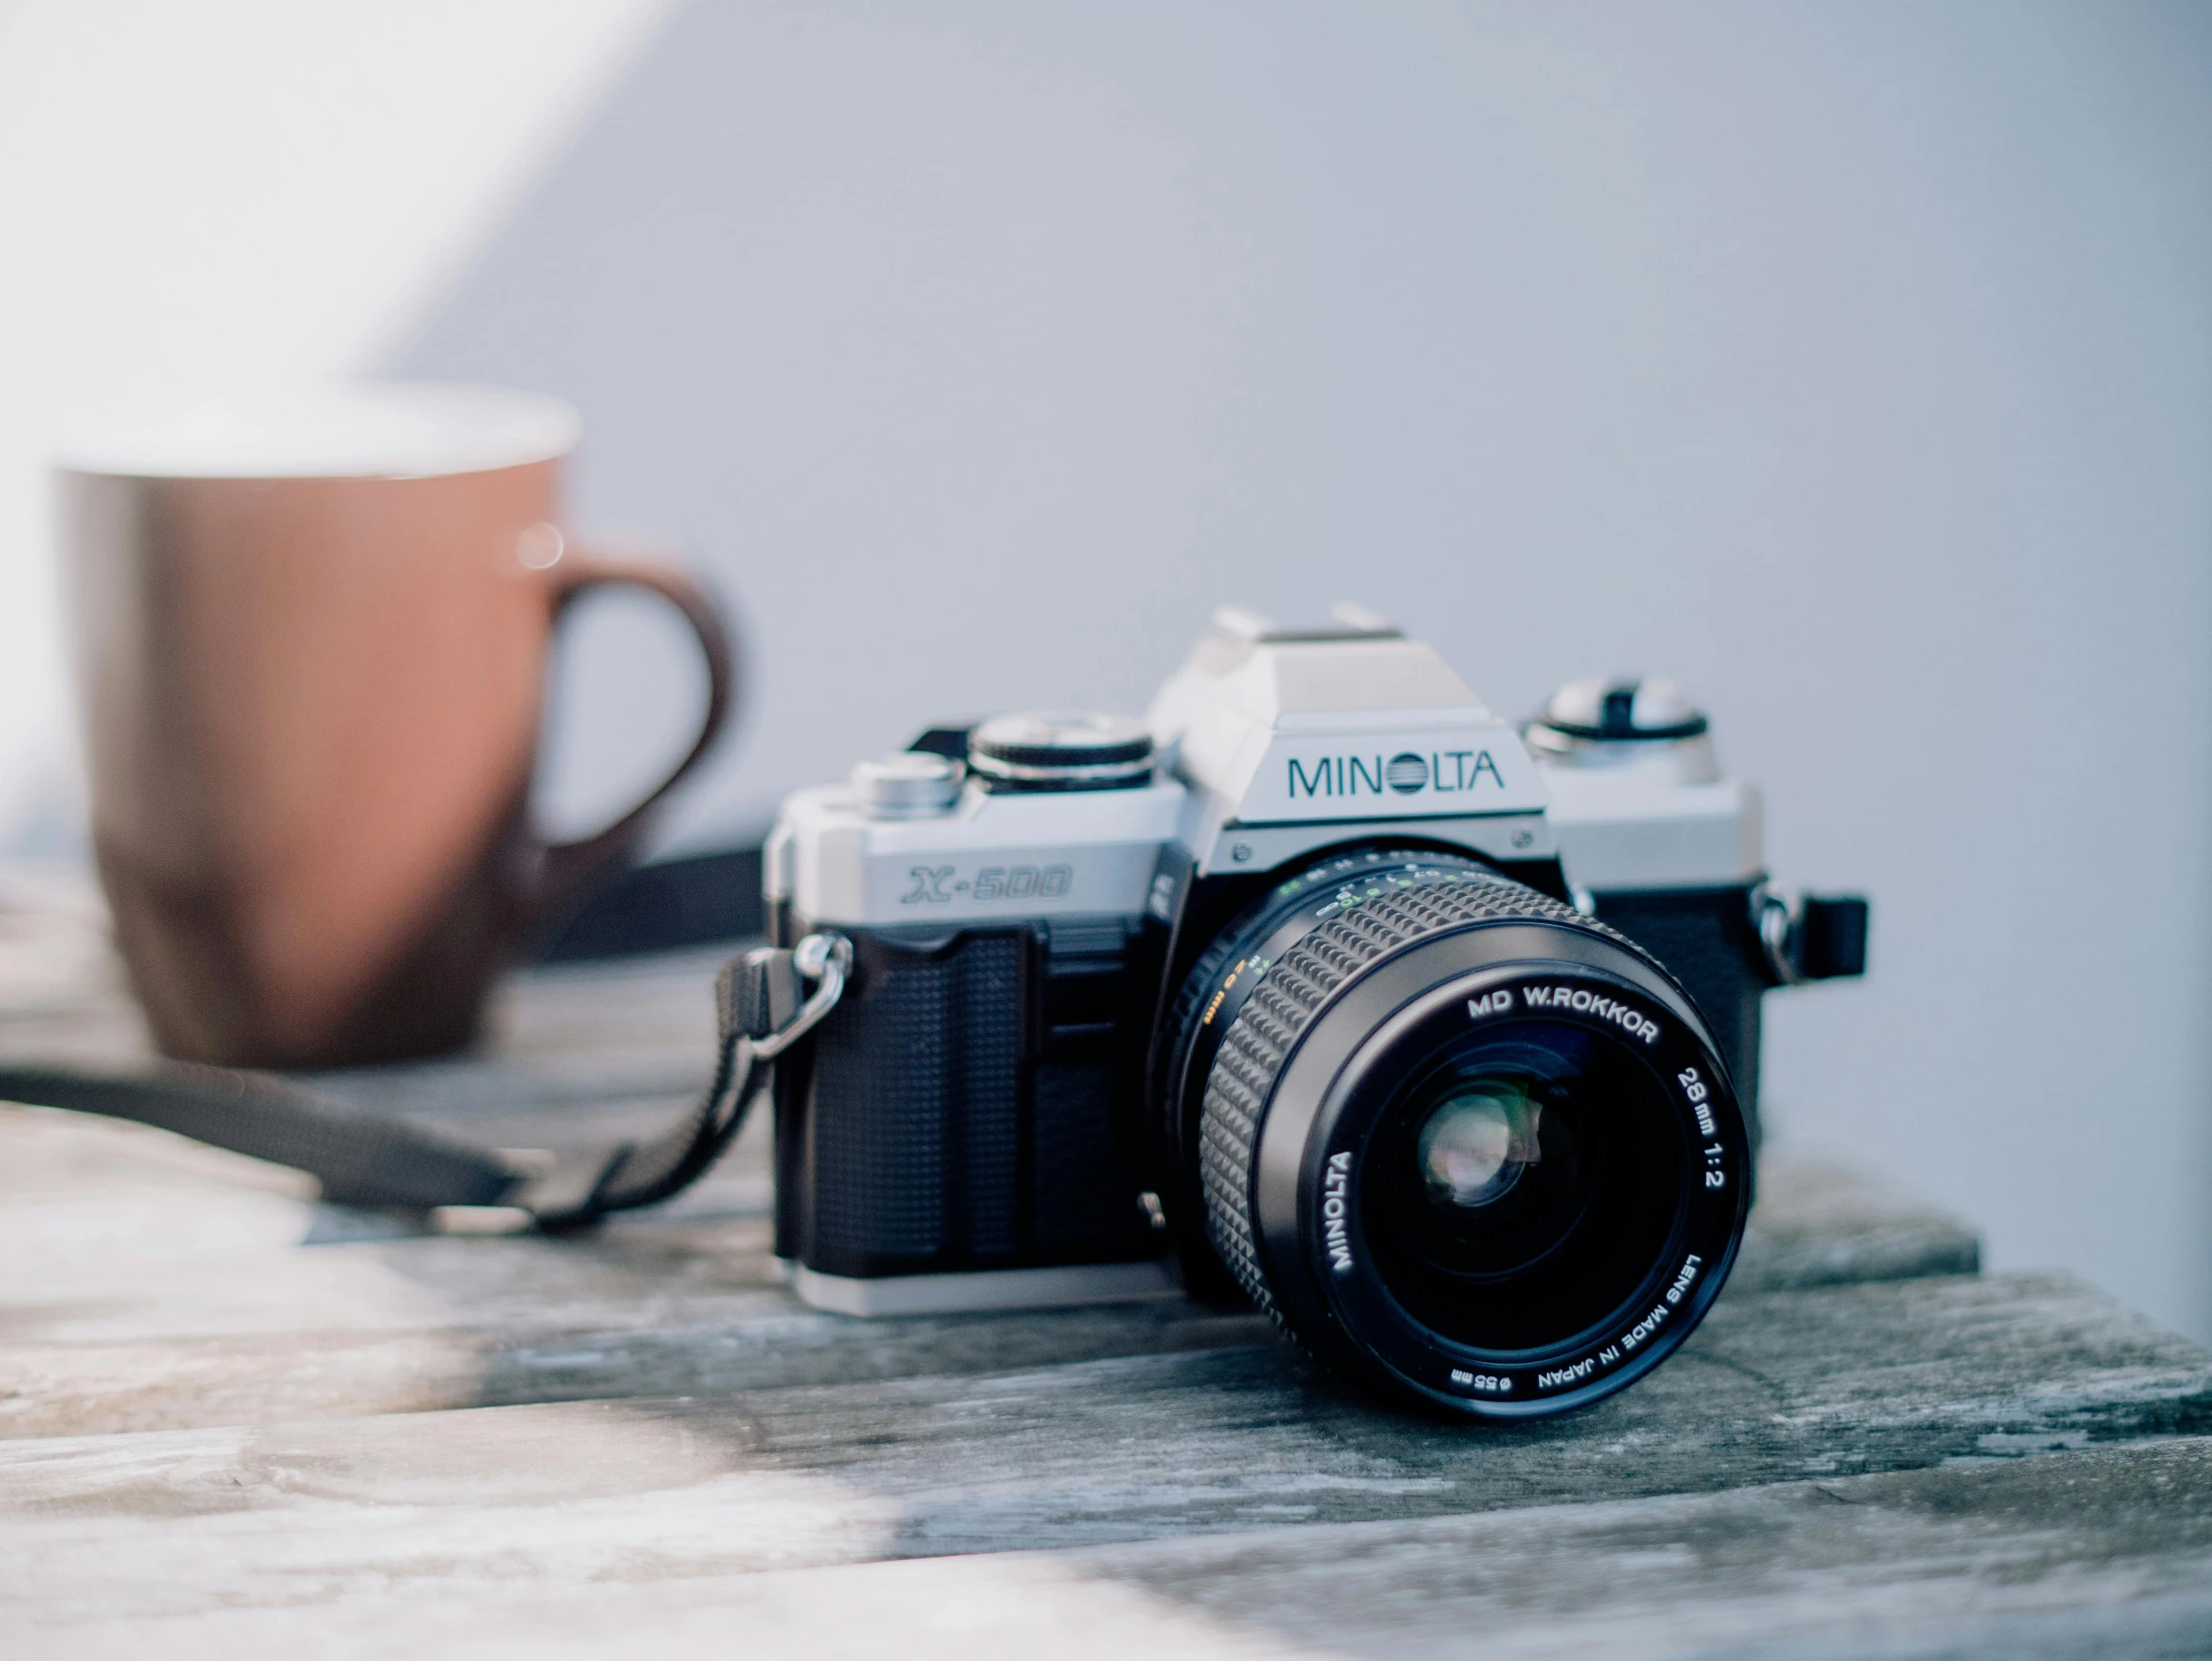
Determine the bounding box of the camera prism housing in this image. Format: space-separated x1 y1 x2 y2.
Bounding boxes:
764 607 1865 1415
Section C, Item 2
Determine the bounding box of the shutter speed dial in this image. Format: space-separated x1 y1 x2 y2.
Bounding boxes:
1532 677 1708 743
968 711 1155 792
1524 678 1720 784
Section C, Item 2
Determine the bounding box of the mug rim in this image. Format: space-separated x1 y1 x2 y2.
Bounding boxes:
51 382 581 482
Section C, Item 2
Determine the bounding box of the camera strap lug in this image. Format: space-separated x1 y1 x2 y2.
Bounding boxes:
1751 883 1870 987
744 933 853 1060
1752 883 1808 987
531 931 851 1226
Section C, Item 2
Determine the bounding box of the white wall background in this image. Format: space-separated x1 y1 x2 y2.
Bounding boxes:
3 2 2207 1343
0 0 675 844
391 0 2212 1344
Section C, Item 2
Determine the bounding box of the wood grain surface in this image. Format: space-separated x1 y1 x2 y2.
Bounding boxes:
0 866 2203 1657
17 1440 2206 1660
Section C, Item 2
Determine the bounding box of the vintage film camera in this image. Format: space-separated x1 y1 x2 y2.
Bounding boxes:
762 606 1865 1417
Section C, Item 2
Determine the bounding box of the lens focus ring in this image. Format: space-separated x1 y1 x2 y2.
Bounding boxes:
1197 874 1604 1330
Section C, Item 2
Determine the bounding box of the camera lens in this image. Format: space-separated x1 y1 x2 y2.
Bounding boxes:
1363 1022 1692 1354
1161 849 1749 1418
1414 1084 1538 1212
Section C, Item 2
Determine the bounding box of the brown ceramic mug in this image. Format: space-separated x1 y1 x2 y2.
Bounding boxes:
56 384 734 1069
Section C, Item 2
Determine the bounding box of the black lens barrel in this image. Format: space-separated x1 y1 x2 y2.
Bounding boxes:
1169 850 1751 1419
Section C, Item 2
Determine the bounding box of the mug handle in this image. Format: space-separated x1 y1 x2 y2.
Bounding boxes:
533 545 737 916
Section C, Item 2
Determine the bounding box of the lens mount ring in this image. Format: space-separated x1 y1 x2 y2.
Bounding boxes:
1188 869 1750 1419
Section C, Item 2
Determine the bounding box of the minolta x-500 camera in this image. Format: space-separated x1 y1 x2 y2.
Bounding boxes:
762 606 1865 1417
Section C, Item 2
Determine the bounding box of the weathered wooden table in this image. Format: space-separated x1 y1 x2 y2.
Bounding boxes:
2 865 2208 1658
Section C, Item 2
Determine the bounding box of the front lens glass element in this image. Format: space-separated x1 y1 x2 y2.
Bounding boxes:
1363 1021 1688 1355
1416 1087 1539 1212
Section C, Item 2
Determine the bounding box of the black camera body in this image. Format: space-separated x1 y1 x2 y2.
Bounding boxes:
764 608 1864 1413
764 913 1164 1291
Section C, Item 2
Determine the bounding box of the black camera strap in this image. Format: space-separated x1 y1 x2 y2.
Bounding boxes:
0 936 851 1232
